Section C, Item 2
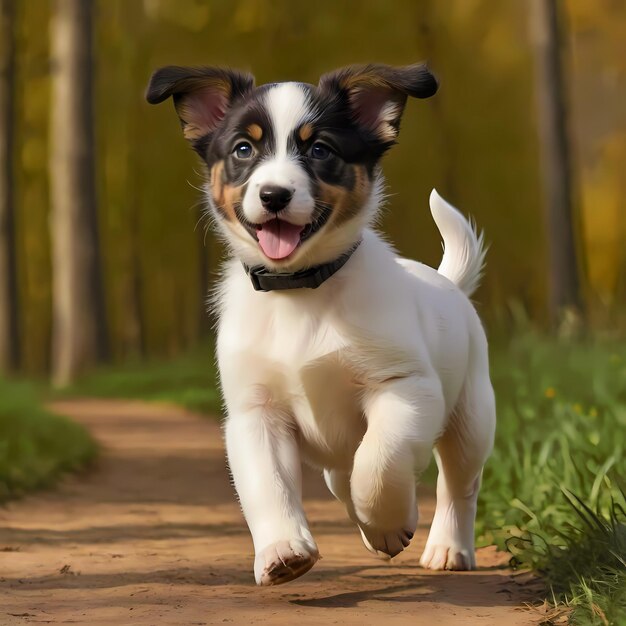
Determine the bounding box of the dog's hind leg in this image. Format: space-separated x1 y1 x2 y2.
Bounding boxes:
420 338 495 570
323 469 353 513
225 404 318 586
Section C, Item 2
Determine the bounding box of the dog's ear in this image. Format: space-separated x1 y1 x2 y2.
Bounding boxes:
146 66 255 150
318 63 437 143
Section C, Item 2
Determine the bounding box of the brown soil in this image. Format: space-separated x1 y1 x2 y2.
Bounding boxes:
0 399 539 625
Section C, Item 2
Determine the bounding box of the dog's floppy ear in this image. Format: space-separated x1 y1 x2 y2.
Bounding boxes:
145 66 255 149
318 63 437 143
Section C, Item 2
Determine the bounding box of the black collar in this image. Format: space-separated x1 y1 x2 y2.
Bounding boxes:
244 240 361 292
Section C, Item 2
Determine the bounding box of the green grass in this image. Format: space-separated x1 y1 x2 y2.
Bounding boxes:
52 330 626 622
0 378 97 502
58 342 221 415
0 342 218 504
479 331 626 625
519 489 626 625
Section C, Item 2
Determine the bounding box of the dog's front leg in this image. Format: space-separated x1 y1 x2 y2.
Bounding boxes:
351 375 445 557
225 408 318 586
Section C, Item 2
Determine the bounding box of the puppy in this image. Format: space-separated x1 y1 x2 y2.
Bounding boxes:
146 63 496 586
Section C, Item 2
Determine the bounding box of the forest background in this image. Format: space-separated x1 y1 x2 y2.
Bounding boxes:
3 0 625 379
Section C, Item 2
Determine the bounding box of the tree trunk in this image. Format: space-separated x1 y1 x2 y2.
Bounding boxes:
125 192 146 356
0 0 20 374
50 0 108 386
530 0 584 328
415 1 457 198
126 0 149 357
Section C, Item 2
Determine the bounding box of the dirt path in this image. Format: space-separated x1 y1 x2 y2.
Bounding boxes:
1 400 537 625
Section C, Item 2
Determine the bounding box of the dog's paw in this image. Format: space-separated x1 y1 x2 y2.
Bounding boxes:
358 524 414 559
354 497 417 559
419 542 476 570
254 539 319 586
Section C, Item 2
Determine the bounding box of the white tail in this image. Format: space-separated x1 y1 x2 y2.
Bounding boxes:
429 188 486 297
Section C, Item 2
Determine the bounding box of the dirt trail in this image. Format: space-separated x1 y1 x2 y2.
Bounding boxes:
1 400 537 625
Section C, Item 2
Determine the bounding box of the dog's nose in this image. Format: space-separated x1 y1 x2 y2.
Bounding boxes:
259 185 293 213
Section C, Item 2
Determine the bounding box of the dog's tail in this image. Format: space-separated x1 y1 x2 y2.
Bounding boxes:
430 188 486 297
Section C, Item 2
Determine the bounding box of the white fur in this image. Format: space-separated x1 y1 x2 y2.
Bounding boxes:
242 84 315 227
429 188 487 297
264 82 310 159
217 188 496 584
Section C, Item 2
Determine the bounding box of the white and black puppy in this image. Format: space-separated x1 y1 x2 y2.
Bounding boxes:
146 63 496 586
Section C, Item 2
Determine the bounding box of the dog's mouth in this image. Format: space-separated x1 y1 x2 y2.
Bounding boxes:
237 206 332 261
255 220 303 260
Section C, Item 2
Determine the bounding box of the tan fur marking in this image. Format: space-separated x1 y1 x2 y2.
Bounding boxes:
211 161 224 193
222 183 244 222
181 108 208 141
247 123 263 141
210 160 245 224
299 123 314 142
377 122 397 142
344 74 389 91
211 161 241 222
319 165 372 227
211 161 225 211
318 182 344 216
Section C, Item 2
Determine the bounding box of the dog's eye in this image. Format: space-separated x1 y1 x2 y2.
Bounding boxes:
309 142 331 160
234 142 253 159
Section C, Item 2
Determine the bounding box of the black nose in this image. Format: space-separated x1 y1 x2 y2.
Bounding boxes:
259 185 293 213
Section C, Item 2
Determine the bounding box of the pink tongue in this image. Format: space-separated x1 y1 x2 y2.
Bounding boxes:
257 219 304 260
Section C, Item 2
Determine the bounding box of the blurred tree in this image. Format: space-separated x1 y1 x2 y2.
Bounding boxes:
15 1 53 374
9 0 626 371
566 0 626 323
531 0 584 328
0 0 20 373
49 0 108 385
97 0 148 359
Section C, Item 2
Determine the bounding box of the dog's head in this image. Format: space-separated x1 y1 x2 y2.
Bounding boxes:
146 63 437 269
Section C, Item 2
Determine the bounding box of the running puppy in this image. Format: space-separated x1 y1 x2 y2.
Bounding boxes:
146 62 496 586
